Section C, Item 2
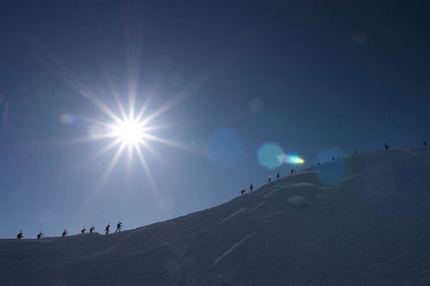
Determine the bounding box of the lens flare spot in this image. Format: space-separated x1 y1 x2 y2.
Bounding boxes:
352 32 366 44
206 128 243 170
160 196 175 212
59 113 78 125
278 154 305 164
249 98 264 113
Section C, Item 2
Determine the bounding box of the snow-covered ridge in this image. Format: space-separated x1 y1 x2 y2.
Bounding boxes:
1 147 429 286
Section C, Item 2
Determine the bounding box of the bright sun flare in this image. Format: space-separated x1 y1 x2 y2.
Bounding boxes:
113 119 145 145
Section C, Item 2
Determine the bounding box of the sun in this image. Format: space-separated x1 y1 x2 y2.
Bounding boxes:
112 118 145 146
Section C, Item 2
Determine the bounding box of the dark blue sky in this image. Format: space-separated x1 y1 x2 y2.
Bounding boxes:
1 0 429 238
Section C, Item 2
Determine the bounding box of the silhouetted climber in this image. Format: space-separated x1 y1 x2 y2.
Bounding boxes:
115 221 122 233
332 157 335 161
290 168 294 175
317 162 320 165
105 223 110 235
81 227 86 234
268 176 271 183
385 143 389 150
249 184 253 193
17 230 23 239
337 156 340 159
37 231 43 239
424 141 427 147
241 189 246 195
354 150 357 154
276 172 280 179
62 229 68 237
90 226 95 233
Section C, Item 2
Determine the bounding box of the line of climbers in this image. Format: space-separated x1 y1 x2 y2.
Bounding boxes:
17 141 429 237
241 169 294 196
16 221 123 240
241 141 428 196
319 141 428 165
385 141 427 149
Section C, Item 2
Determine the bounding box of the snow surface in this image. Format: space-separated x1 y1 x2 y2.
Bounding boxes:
1 147 430 286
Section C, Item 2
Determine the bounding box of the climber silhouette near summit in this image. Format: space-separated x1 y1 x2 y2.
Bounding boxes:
115 221 122 233
105 223 110 235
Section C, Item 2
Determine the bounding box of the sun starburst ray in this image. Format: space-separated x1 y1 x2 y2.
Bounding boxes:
140 123 171 133
137 138 166 165
98 141 127 188
105 74 129 123
140 79 207 127
135 101 151 123
142 133 204 156
40 55 124 124
80 138 124 170
125 1 145 123
134 141 164 205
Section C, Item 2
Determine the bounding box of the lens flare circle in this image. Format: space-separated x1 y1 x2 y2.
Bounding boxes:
257 143 284 169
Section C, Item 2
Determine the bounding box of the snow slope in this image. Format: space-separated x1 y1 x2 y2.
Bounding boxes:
1 147 430 286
